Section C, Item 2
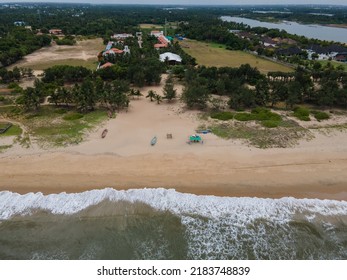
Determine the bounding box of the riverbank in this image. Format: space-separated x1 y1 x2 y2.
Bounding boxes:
221 16 347 43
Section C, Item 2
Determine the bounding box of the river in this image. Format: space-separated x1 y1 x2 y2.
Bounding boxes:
221 16 347 44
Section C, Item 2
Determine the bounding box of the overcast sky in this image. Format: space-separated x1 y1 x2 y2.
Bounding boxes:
4 0 347 5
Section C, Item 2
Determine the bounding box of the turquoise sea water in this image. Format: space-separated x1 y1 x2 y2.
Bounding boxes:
0 188 346 260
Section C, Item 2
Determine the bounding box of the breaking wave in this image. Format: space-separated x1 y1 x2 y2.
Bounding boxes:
0 188 346 259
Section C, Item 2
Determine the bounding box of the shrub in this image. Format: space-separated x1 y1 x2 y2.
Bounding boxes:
251 108 281 121
210 111 234 121
234 112 254 121
55 108 68 114
55 38 76 45
63 112 83 121
312 111 330 121
293 107 311 121
261 120 280 128
8 82 19 89
11 107 22 114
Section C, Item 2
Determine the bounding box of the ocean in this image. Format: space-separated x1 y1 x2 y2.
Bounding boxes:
0 188 346 260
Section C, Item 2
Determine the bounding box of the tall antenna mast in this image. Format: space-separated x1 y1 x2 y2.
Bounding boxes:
37 10 42 24
164 18 167 37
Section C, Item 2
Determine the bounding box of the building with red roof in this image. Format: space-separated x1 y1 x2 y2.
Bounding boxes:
103 48 124 56
99 62 114 69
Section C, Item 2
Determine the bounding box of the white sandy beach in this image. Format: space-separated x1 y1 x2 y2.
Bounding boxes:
1 76 347 200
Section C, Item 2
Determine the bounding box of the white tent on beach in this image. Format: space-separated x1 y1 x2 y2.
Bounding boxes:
159 52 182 63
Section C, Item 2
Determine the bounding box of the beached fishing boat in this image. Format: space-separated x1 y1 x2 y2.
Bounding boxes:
101 129 108 138
151 136 157 146
195 129 211 134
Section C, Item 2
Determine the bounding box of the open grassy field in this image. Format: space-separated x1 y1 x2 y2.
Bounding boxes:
0 106 108 147
20 59 98 71
139 23 164 29
22 107 108 147
180 40 294 73
139 22 178 30
8 38 103 71
0 123 22 137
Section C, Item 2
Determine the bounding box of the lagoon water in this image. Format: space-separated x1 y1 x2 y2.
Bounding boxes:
0 188 347 260
221 16 347 44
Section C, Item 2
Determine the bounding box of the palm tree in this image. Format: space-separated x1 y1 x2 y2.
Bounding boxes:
154 94 162 104
129 89 137 100
134 89 143 99
146 90 156 102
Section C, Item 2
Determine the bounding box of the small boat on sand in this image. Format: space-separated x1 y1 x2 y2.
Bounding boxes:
195 129 211 134
151 136 157 146
101 129 108 138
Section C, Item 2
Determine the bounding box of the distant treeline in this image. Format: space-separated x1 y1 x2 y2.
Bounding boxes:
1 4 346 68
226 6 347 25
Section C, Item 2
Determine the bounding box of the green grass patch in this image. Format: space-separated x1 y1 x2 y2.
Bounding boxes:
180 40 293 73
208 42 227 49
18 107 108 147
318 60 347 72
209 120 311 148
210 111 234 120
311 110 330 121
0 124 22 137
251 107 282 121
22 59 98 71
207 108 310 147
0 145 12 153
0 106 21 117
55 108 68 114
210 123 254 141
233 108 282 127
293 107 330 122
261 120 280 128
234 112 254 121
293 107 311 121
139 23 164 29
63 112 84 121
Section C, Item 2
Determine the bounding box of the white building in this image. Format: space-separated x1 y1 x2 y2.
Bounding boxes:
159 52 182 63
111 33 133 40
151 30 164 37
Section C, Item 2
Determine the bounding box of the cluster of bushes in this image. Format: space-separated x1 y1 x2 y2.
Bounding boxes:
210 108 282 128
235 108 282 128
312 110 330 121
63 112 84 121
210 111 234 121
293 107 311 121
55 37 76 46
42 65 92 84
293 107 330 122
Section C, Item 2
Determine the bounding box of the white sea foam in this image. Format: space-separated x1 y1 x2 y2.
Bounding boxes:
1 188 347 221
1 188 347 259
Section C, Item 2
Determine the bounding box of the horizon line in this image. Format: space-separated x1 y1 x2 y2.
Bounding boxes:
2 2 347 7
